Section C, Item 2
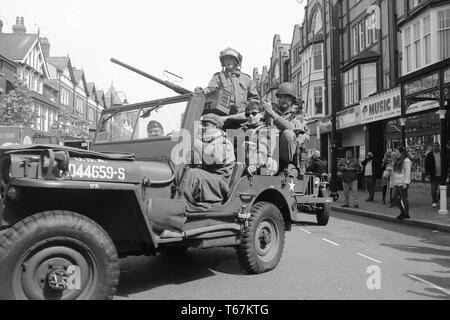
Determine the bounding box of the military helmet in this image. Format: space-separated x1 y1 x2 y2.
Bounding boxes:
276 82 298 103
219 47 243 67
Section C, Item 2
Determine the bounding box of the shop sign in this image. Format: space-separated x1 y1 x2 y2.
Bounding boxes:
337 106 360 129
360 87 440 124
360 88 401 124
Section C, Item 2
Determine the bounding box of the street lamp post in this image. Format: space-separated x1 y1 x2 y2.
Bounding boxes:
327 0 339 200
438 70 448 215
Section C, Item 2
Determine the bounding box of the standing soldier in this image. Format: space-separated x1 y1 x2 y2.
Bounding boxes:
195 47 260 126
263 82 310 173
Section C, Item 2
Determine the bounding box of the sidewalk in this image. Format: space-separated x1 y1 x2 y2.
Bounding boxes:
330 189 450 233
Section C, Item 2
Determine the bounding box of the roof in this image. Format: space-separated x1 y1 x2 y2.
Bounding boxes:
0 33 38 61
43 79 59 92
86 82 95 93
46 56 70 71
72 69 84 84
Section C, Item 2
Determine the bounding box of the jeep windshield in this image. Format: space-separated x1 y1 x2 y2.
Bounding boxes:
95 96 189 143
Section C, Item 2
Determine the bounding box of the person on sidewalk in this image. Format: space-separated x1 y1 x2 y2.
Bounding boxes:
381 150 394 205
425 142 442 208
391 147 412 220
338 149 361 208
306 151 326 176
361 152 380 202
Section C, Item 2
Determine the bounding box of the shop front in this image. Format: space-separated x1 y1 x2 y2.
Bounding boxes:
337 106 364 161
360 87 441 184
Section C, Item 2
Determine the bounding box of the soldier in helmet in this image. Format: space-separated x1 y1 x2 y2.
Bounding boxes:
180 114 235 212
195 47 260 123
263 82 310 172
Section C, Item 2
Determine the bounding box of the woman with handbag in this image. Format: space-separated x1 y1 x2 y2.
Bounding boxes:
391 147 412 220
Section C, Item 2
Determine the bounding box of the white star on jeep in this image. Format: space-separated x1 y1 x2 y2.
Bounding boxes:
288 180 296 191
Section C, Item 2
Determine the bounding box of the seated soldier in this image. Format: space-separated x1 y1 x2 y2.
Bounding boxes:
181 114 235 212
147 120 164 137
262 82 309 172
240 101 278 176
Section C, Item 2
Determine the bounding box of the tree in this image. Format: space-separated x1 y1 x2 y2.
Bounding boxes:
49 108 92 141
0 79 37 127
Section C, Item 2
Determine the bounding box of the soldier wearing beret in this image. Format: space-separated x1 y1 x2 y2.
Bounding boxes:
147 120 164 137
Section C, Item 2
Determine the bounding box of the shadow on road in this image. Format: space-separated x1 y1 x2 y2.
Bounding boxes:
405 274 450 300
115 247 246 297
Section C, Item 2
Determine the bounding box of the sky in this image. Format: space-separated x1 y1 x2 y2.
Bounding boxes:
0 0 306 103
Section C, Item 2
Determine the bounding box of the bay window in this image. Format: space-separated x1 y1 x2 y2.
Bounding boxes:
438 8 450 60
423 15 431 65
361 63 377 99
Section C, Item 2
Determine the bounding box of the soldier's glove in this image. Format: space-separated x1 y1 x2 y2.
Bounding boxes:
194 87 204 95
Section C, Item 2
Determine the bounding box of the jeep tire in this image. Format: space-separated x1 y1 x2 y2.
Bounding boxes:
316 204 330 226
237 202 285 274
0 211 119 300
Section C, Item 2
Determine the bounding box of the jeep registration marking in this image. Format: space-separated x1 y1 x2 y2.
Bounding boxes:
68 164 126 180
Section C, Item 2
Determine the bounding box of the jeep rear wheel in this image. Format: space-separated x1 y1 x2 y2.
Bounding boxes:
237 202 285 274
316 204 330 226
0 211 119 300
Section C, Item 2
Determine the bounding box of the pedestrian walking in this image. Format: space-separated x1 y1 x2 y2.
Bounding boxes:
381 150 394 205
425 142 442 208
361 152 380 202
391 147 412 220
338 149 361 208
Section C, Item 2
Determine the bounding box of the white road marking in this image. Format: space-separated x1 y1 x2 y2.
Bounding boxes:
406 274 450 296
298 227 312 234
322 238 340 246
357 253 383 264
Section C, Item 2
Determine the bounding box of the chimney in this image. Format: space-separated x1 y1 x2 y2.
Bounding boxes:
40 37 50 58
0 19 3 33
12 16 26 34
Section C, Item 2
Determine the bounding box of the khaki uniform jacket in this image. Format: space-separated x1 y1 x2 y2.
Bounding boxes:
205 70 260 113
272 105 309 133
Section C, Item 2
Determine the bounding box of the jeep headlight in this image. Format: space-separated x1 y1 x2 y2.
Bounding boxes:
314 177 321 188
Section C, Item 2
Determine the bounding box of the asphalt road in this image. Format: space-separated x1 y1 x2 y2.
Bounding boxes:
114 211 450 300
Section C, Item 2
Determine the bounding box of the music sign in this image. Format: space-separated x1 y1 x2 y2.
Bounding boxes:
360 88 401 124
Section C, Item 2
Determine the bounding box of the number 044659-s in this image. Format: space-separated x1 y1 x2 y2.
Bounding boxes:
68 164 126 180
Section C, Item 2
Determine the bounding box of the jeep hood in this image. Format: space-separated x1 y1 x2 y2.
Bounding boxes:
0 144 135 161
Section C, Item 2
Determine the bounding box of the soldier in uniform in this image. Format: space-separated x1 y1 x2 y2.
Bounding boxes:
195 47 260 127
240 101 278 176
180 114 235 212
263 82 309 172
147 120 164 137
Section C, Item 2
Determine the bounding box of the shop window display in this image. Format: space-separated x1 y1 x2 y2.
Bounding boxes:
385 113 440 182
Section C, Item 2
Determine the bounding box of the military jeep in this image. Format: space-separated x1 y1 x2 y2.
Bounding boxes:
0 71 332 301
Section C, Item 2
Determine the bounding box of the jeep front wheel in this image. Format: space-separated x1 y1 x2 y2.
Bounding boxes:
0 211 119 300
237 202 285 274
316 204 330 226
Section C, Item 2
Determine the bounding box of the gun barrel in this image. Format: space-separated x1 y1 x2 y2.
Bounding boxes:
110 58 192 95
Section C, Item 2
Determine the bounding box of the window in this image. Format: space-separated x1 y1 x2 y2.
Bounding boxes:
314 86 323 115
413 22 421 69
365 11 378 47
404 26 412 73
343 66 359 106
423 15 431 65
313 43 323 70
408 0 423 12
352 25 359 56
361 63 377 99
359 20 365 52
438 8 450 60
